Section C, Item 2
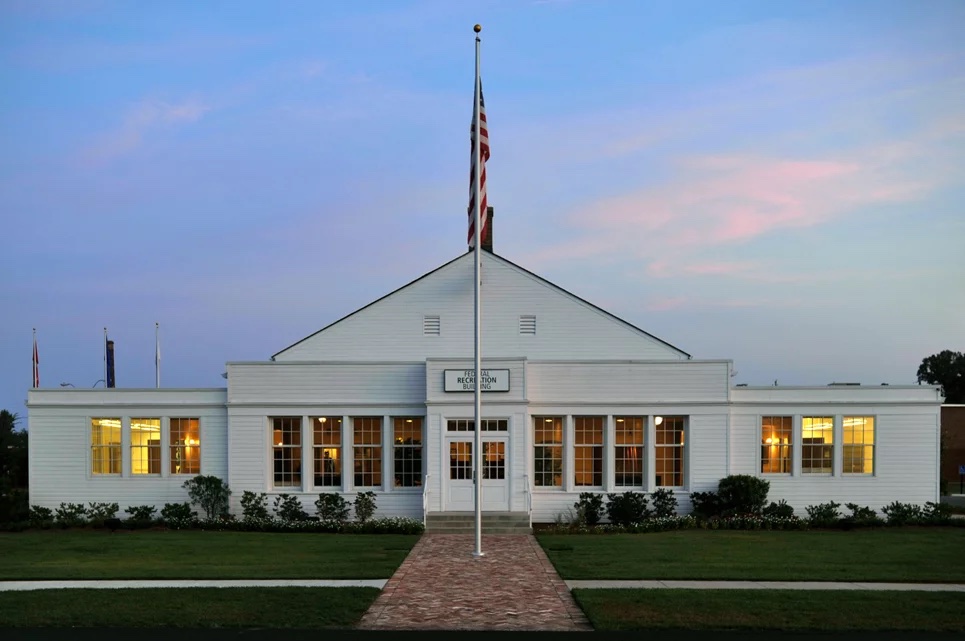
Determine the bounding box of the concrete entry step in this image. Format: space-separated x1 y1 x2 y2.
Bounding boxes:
425 511 532 534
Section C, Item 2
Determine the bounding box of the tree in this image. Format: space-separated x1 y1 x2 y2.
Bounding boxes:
0 410 28 488
917 350 965 404
182 475 231 520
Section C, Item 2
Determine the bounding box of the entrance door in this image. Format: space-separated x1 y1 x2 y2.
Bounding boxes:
445 436 509 511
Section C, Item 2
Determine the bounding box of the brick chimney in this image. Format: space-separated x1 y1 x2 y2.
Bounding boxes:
482 206 493 253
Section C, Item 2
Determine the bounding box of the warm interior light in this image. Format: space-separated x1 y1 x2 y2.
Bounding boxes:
320 417 327 423
765 437 773 444
655 416 663 425
545 418 553 423
406 419 413 423
616 418 624 423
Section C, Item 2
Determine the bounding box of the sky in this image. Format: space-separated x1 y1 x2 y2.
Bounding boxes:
2 0 964 418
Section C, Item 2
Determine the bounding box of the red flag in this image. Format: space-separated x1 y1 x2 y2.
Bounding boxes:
468 81 490 247
32 331 39 388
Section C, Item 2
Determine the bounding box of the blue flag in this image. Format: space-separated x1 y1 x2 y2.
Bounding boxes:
106 338 116 388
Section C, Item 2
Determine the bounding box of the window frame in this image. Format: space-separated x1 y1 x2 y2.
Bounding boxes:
170 417 201 476
90 417 122 476
312 416 342 489
130 417 161 476
533 416 564 489
353 416 383 488
842 415 875 475
614 416 645 488
573 416 604 488
270 416 303 489
801 416 834 475
654 415 686 488
392 416 424 489
760 415 793 475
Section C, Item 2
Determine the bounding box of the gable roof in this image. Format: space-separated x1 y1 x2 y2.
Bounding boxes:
271 250 690 360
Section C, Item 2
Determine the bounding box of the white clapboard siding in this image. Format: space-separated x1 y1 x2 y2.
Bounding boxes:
27 389 227 512
273 252 688 363
227 362 426 405
526 361 730 404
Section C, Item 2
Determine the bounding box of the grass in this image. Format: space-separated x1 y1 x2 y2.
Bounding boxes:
0 529 419 580
0 587 380 628
538 527 965 582
572 589 965 632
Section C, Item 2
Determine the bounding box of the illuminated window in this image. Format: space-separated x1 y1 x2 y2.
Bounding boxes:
312 417 341 488
534 416 563 487
170 418 200 475
574 416 603 487
131 418 161 475
614 416 644 487
483 440 505 480
655 416 685 487
450 441 472 480
393 417 423 487
760 416 792 474
91 418 121 475
353 417 382 487
843 416 874 474
446 419 508 431
802 416 833 474
271 416 302 488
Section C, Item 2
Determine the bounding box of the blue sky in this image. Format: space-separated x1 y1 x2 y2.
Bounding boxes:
2 0 963 417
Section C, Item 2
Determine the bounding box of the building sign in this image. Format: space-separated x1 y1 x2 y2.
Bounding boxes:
444 369 510 392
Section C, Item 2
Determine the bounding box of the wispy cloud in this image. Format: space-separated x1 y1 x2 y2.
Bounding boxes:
78 98 210 165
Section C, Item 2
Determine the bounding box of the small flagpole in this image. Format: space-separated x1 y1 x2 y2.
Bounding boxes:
472 23 484 559
155 322 160 389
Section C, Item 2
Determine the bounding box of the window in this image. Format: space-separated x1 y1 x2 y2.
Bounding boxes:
843 416 874 474
131 418 161 475
271 417 302 488
312 417 341 487
450 442 472 480
393 417 423 487
533 416 563 487
655 416 685 487
353 417 382 487
614 416 644 487
761 416 792 474
91 418 121 475
574 416 603 487
446 419 508 431
802 416 833 474
170 418 200 475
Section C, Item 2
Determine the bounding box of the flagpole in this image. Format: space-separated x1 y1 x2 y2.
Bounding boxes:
472 23 484 559
155 322 160 389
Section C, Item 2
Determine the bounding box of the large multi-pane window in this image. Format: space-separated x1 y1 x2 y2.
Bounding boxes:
353 417 382 487
312 417 342 487
802 416 834 474
761 416 792 474
271 417 302 488
655 416 685 487
131 418 161 475
393 417 423 487
170 418 201 475
573 416 604 487
91 418 121 475
843 416 875 474
534 416 563 487
614 416 644 487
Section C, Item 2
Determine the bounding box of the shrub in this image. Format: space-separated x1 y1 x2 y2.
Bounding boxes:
353 491 377 523
762 499 795 519
0 484 29 524
689 491 722 519
54 502 88 528
182 475 231 520
28 505 53 527
805 501 841 528
86 502 120 520
574 493 605 526
717 474 770 516
124 505 157 522
650 488 678 518
240 491 270 520
315 493 350 523
922 501 952 525
606 491 651 526
842 503 883 528
881 501 923 526
160 502 196 528
273 494 309 522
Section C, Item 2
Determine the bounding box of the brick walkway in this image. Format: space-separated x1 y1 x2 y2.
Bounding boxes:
357 534 593 631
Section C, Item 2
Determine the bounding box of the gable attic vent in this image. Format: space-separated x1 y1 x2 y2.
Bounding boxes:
423 315 441 336
519 315 536 335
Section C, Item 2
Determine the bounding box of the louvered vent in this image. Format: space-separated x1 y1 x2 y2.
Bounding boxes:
423 315 441 336
519 315 536 335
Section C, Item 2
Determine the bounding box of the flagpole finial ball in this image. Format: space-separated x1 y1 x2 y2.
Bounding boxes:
474 24 482 33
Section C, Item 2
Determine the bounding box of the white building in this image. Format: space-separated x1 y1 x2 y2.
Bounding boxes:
27 247 944 525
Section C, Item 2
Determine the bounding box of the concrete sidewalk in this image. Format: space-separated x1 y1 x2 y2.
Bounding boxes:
0 579 385 592
565 579 965 592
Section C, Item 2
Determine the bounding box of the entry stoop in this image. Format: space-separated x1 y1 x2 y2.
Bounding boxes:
425 511 532 534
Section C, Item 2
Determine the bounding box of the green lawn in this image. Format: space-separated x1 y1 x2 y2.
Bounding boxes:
573 589 965 632
538 527 965 582
0 529 419 579
0 587 380 628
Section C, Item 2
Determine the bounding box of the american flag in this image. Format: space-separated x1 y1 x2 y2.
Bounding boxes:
32 331 39 388
468 81 490 247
